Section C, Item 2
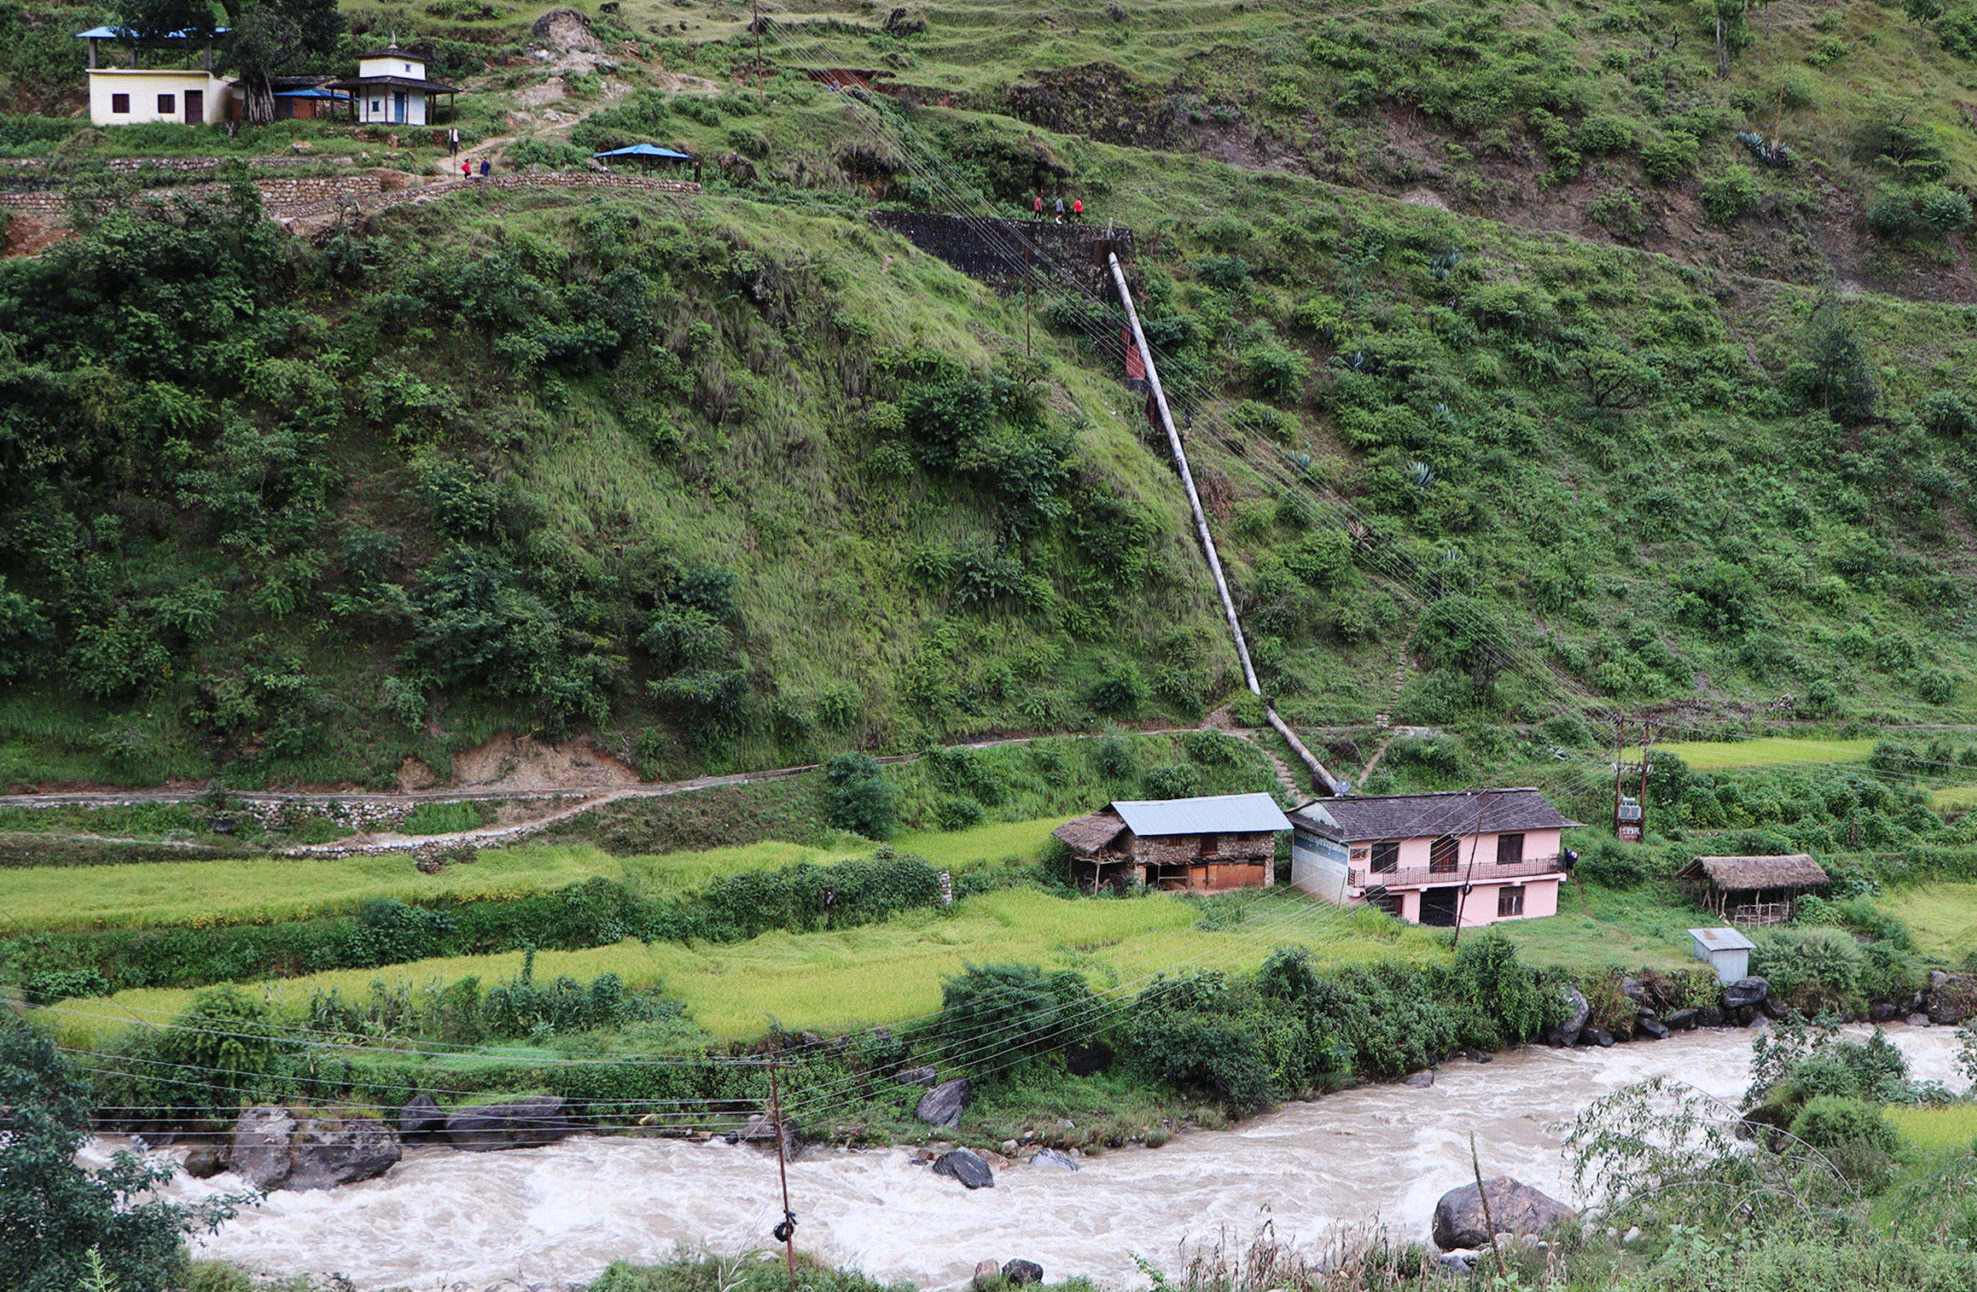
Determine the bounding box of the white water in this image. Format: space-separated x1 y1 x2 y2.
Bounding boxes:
118 1025 1965 1292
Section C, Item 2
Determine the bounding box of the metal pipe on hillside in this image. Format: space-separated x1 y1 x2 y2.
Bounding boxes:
1108 251 1259 693
1106 251 1342 796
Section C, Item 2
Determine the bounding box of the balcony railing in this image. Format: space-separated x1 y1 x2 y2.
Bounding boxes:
1349 854 1565 891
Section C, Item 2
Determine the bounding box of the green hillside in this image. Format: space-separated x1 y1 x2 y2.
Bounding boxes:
4 0 1977 789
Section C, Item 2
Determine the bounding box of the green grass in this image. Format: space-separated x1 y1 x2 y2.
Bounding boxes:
46 885 1447 1045
1494 878 1703 973
1635 738 1879 771
1882 884 1977 962
0 816 1071 931
1931 785 1977 811
1888 1104 1977 1155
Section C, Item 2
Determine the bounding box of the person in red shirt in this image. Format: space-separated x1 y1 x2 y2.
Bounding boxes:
1032 194 1044 221
461 158 471 179
1072 198 1083 221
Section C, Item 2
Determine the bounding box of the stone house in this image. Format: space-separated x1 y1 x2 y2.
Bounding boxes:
1053 792 1292 893
1289 788 1581 927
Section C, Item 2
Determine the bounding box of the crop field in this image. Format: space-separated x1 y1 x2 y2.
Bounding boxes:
1881 884 1977 962
1888 1104 1977 1154
1635 738 1879 771
0 817 1061 932
1930 785 1977 811
47 886 1446 1045
1494 879 1699 972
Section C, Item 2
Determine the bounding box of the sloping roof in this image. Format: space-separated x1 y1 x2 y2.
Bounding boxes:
77 25 229 38
1680 855 1828 891
356 44 428 60
1308 788 1582 843
275 88 350 99
328 74 461 93
1053 808 1127 855
1690 927 1756 952
1111 792 1292 838
594 143 694 160
1288 801 1343 838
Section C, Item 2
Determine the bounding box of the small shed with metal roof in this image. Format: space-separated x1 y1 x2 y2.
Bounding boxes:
1052 792 1292 894
1689 927 1756 984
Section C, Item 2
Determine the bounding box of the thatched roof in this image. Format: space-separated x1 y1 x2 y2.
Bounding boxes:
1053 808 1127 856
1679 854 1828 891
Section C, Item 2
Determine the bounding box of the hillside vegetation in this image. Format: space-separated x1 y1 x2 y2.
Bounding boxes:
3 0 1977 790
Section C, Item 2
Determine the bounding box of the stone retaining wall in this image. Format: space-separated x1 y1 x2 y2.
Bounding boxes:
0 170 703 241
870 211 1133 293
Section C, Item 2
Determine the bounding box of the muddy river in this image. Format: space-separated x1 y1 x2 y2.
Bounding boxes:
114 1025 1965 1291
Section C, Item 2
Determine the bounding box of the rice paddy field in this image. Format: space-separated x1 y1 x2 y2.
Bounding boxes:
1882 884 1977 962
1632 737 1879 771
1888 1103 1977 1154
0 818 1057 932
44 886 1445 1045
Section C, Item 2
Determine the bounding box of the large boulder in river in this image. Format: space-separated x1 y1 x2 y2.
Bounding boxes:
398 1094 445 1142
916 1078 972 1130
229 1107 297 1189
1926 972 1977 1025
1002 1260 1044 1285
286 1117 403 1190
933 1146 995 1189
226 1107 402 1190
1545 987 1589 1048
445 1096 584 1151
1432 1177 1576 1251
1723 976 1768 1009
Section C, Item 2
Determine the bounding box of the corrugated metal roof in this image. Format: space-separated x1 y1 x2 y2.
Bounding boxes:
1111 792 1291 838
77 25 229 38
1689 927 1756 952
1312 788 1582 842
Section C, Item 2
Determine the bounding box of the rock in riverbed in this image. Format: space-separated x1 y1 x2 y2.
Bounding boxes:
933 1147 995 1189
444 1096 584 1151
227 1106 402 1190
1002 1260 1044 1285
1432 1177 1575 1251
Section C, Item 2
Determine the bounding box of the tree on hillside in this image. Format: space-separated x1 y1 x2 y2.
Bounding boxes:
1784 291 1881 427
219 0 344 123
0 1019 247 1292
114 0 343 122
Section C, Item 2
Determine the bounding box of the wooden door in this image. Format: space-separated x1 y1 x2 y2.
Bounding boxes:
184 89 203 124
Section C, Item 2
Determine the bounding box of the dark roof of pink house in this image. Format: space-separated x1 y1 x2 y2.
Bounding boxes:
1291 788 1581 844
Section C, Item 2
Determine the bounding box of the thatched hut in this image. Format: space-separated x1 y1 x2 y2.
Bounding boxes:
1677 854 1828 925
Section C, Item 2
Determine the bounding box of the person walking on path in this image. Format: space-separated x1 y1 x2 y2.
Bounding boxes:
479 158 491 178
1032 193 1044 221
1072 197 1083 222
448 126 459 154
460 157 471 179
1053 196 1065 223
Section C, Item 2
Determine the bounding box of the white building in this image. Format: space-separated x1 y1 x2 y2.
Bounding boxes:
330 41 459 127
78 23 235 126
88 68 235 125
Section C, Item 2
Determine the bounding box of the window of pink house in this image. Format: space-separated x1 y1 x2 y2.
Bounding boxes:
1429 834 1460 872
1497 832 1524 865
1498 886 1525 917
1370 840 1398 873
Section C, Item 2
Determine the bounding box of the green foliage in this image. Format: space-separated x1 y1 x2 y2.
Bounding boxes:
1783 296 1880 426
1750 927 1867 1014
399 802 489 836
0 1018 245 1292
824 753 897 840
938 962 1099 1073
1700 165 1764 223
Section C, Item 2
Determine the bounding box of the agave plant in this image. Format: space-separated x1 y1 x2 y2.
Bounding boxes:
1429 247 1463 281
1407 460 1436 490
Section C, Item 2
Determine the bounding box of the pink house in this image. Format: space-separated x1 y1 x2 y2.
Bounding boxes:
1288 789 1581 927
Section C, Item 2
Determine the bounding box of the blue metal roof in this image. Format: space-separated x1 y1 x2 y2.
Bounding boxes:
1111 792 1291 838
77 25 229 38
593 143 694 160
275 87 348 98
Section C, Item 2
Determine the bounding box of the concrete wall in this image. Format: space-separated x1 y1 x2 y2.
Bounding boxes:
1290 828 1351 902
356 87 431 127
359 55 428 78
90 70 234 126
1346 828 1563 875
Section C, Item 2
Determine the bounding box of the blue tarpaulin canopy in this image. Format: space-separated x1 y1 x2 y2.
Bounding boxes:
275 87 349 98
77 25 230 38
593 144 694 161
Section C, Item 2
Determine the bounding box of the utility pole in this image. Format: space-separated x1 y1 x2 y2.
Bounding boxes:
754 0 766 106
769 1060 797 1292
1449 787 1494 948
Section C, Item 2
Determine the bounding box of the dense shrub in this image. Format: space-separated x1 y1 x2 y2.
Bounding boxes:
938 962 1100 1072
824 752 897 839
1751 927 1867 1014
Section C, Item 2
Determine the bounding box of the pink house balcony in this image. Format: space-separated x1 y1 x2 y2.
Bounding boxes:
1348 854 1566 892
